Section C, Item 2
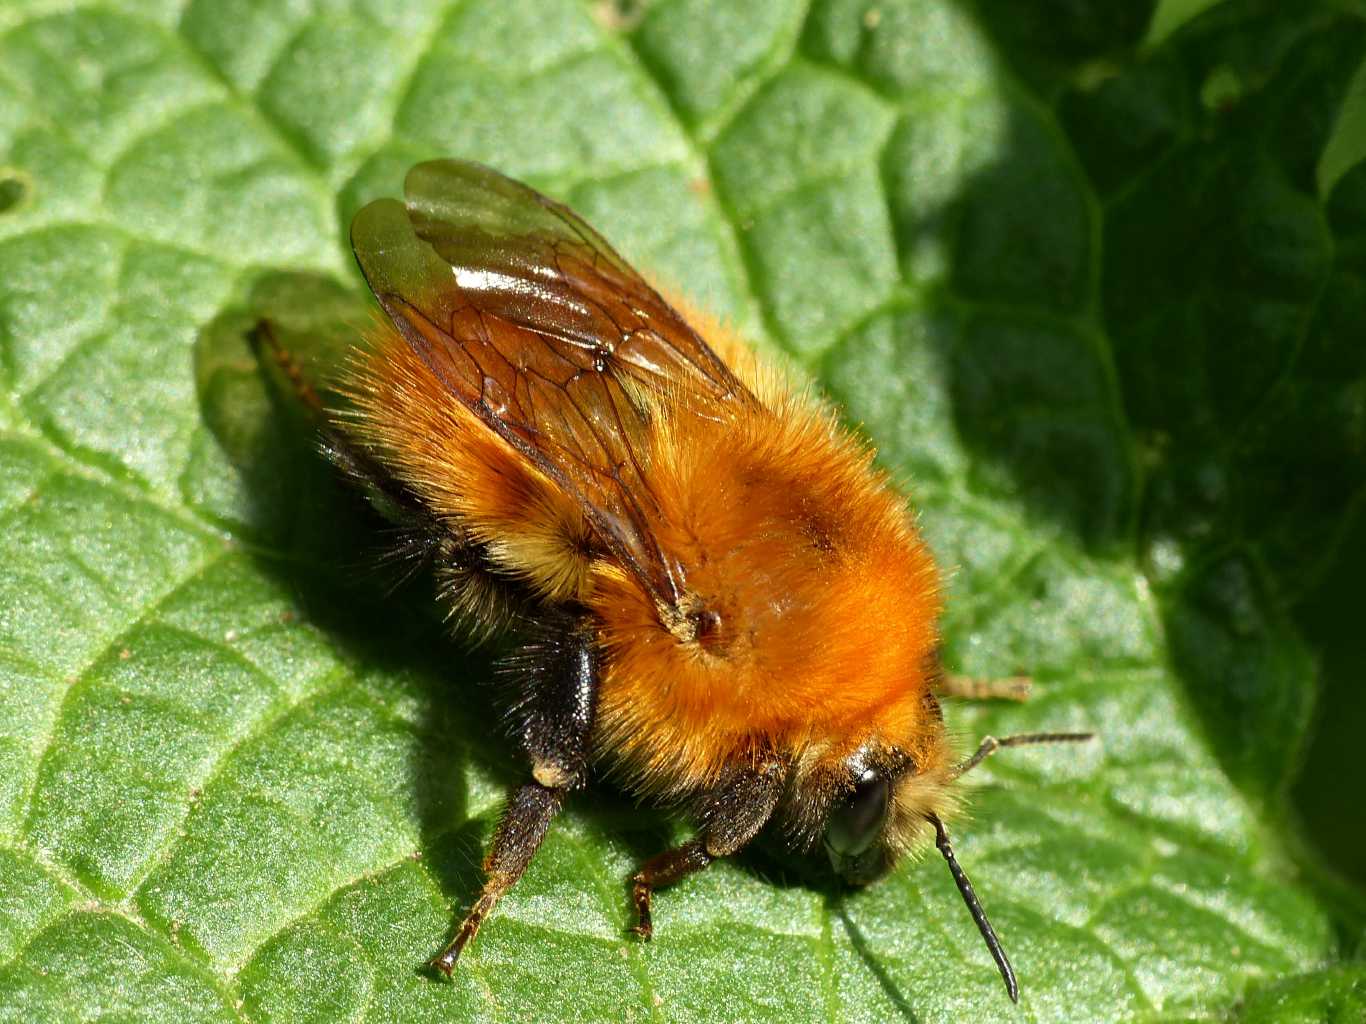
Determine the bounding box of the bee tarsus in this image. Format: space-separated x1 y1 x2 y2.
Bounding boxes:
938 673 1033 702
630 839 710 940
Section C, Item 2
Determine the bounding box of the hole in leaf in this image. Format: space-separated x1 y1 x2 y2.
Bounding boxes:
1201 65 1244 113
0 171 30 214
590 0 645 32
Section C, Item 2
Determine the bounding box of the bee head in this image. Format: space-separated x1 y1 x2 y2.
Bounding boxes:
809 724 1090 1004
818 736 957 885
810 734 1019 1002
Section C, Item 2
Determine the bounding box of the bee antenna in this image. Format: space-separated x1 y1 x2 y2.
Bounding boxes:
952 731 1095 780
926 813 1018 1003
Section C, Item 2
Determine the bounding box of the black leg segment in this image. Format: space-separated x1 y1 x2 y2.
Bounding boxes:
630 756 787 940
630 838 711 939
430 611 601 975
430 782 564 975
505 610 599 790
249 318 440 535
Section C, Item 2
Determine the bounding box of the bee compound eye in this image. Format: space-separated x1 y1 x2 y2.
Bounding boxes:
824 772 890 858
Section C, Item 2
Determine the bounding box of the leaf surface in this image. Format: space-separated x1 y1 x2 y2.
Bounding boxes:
0 1 1363 1021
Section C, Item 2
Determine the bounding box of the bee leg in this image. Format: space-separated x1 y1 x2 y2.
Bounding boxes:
938 673 1032 702
249 318 325 415
630 758 786 940
514 612 599 793
249 319 428 529
429 781 564 976
629 839 709 940
429 611 598 976
952 731 1094 779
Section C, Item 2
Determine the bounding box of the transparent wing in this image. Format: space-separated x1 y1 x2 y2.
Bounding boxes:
350 159 753 607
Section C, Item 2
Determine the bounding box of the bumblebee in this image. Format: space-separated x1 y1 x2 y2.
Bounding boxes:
259 160 1090 1001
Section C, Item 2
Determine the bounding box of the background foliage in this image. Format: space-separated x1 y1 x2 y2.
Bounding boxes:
1 0 1365 1021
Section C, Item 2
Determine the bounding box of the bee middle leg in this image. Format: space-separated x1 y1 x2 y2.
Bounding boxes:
429 611 598 975
630 758 786 940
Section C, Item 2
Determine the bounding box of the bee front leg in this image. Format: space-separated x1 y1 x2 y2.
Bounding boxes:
938 673 1032 702
630 757 786 940
429 611 599 975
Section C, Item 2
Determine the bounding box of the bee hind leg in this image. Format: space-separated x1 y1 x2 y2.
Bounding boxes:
429 611 599 976
248 319 430 533
630 757 786 940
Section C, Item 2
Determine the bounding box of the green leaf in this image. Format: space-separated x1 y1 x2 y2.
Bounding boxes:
1 1 1363 1022
1238 964 1366 1024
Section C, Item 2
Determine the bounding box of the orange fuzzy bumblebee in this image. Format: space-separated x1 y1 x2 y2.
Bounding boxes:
286 160 1090 1002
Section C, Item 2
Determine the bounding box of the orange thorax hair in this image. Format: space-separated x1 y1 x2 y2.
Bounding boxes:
592 391 942 794
341 311 943 798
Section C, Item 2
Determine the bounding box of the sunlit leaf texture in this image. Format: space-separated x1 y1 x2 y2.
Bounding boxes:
2 1 1364 1022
